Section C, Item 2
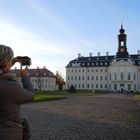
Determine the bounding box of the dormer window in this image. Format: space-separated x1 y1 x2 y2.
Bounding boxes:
96 62 98 66
82 63 85 66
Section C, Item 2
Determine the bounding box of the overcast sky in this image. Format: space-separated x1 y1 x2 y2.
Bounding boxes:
0 0 140 78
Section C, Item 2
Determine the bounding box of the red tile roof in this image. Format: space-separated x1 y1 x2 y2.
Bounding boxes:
11 68 56 78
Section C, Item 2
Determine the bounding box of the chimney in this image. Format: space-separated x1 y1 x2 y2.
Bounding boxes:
89 52 92 57
78 53 81 58
138 50 140 55
97 52 100 56
43 66 46 69
106 52 109 56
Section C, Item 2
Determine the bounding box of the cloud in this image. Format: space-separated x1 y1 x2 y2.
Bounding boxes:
0 20 69 75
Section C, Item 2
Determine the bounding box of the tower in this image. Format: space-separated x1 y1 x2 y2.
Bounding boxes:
116 24 129 58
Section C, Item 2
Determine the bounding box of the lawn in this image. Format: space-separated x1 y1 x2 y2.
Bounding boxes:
134 92 140 99
34 94 65 102
34 90 94 102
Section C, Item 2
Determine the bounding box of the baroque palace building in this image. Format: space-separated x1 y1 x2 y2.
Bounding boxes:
66 25 140 92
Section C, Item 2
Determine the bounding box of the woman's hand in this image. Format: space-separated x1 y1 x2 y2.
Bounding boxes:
20 68 29 77
12 56 21 65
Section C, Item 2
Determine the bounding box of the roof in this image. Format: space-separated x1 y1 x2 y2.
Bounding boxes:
66 54 140 68
11 68 56 78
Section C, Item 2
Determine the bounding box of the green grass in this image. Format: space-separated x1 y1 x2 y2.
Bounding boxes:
34 95 65 102
34 90 95 102
134 92 140 99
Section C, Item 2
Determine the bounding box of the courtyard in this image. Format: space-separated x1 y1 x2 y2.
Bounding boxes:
21 94 140 140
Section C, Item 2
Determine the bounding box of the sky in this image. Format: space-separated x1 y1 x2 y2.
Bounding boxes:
0 0 140 79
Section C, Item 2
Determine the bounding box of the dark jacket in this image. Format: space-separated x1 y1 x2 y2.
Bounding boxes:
0 73 34 140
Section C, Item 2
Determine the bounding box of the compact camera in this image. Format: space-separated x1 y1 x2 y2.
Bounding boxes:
18 56 31 67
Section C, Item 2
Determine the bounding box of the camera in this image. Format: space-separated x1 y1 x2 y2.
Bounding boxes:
18 56 31 66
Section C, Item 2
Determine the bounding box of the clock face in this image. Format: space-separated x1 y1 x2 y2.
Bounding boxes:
120 48 124 52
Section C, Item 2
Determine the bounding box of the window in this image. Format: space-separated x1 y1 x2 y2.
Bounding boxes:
114 84 117 90
134 84 136 91
100 76 102 80
92 76 94 80
82 63 85 66
105 76 107 81
121 72 124 80
114 72 117 80
128 72 131 80
121 41 124 46
109 73 111 80
100 84 102 88
96 84 98 88
82 76 84 80
91 84 94 88
128 84 131 90
79 76 81 80
82 84 84 88
96 69 98 72
87 76 90 80
134 73 136 80
75 76 77 80
78 84 80 88
71 76 73 80
96 76 98 80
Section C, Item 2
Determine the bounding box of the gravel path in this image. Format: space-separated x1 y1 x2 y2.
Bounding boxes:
21 94 140 140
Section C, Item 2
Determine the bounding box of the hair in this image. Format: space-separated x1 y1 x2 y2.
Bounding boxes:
0 45 14 68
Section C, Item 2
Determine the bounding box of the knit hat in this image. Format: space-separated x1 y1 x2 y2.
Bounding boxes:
0 45 14 67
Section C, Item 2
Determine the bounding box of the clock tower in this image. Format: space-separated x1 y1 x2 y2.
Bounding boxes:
116 24 129 58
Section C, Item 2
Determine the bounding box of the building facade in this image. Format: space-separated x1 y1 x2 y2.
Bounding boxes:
66 25 140 92
11 67 56 91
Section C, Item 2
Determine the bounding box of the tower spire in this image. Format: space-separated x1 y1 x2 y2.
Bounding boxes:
121 21 123 29
119 22 125 34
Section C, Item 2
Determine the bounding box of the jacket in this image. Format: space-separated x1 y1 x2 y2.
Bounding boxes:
0 73 34 140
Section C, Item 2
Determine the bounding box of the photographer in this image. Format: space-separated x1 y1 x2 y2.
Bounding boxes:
0 45 34 140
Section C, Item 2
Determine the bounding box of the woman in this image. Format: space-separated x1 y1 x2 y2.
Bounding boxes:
0 45 34 140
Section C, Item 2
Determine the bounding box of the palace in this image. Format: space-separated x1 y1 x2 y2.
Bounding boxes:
66 25 140 92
